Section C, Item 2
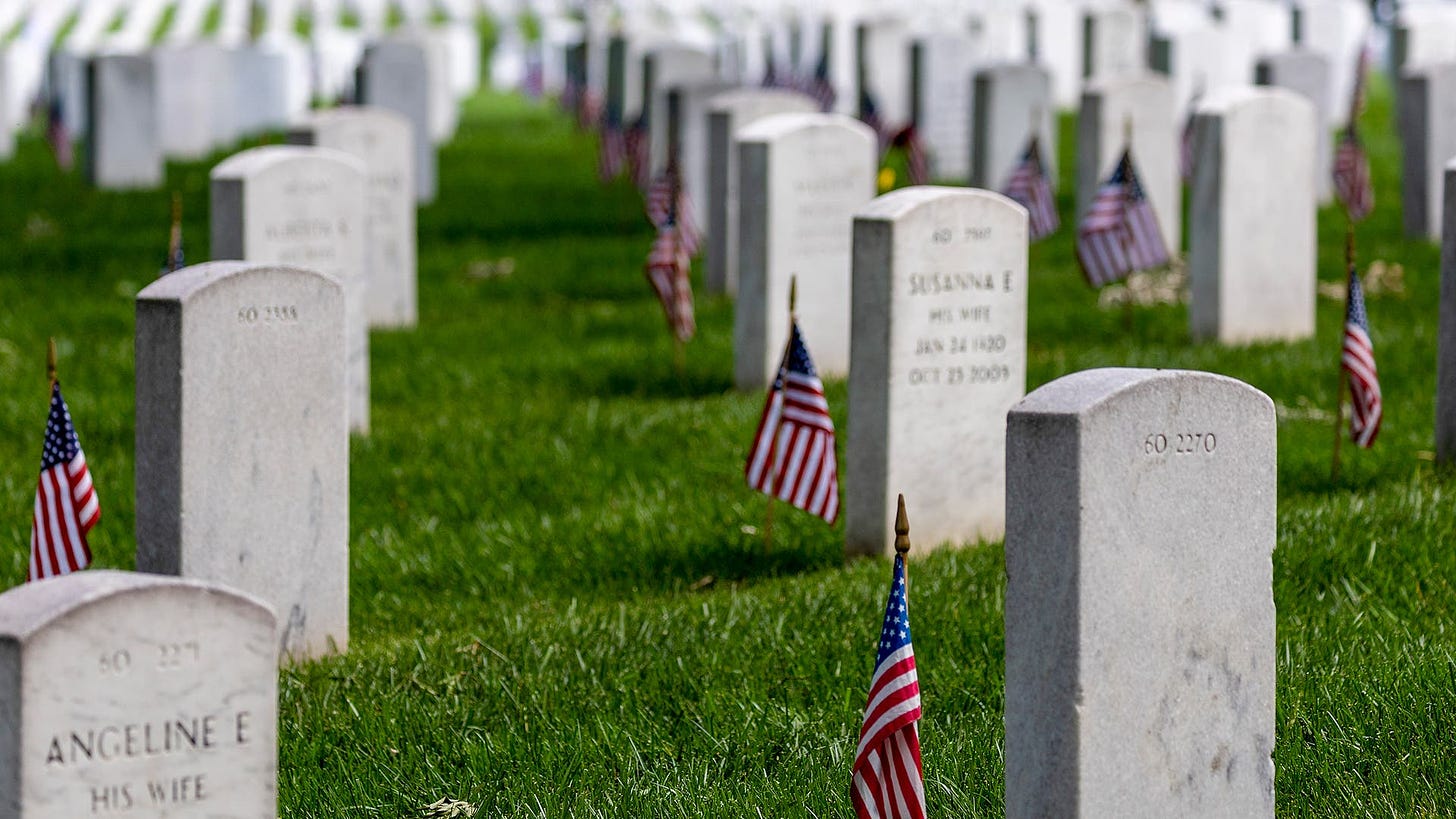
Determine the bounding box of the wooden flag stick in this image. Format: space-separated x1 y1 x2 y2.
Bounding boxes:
1123 114 1134 150
1332 223 1354 483
764 275 798 552
46 337 57 393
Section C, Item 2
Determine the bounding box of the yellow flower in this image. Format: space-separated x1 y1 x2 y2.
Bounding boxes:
878 167 896 192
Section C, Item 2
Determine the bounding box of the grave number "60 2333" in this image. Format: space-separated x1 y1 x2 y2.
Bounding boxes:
1143 432 1217 455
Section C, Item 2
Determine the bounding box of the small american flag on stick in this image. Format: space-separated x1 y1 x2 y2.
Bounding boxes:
745 321 839 524
1333 48 1373 221
644 215 695 343
599 120 627 182
1076 150 1169 287
1002 136 1058 240
850 497 924 819
1343 264 1382 448
626 117 651 190
163 192 185 275
30 376 100 582
808 54 836 112
891 125 930 186
646 163 701 257
45 98 73 172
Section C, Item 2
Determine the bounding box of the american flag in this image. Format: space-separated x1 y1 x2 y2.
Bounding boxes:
645 215 695 343
45 98 73 171
578 90 603 133
1076 150 1169 287
645 163 701 257
761 56 782 89
163 193 185 275
1002 136 1058 240
626 117 651 189
859 89 886 150
29 382 100 582
850 552 925 819
1179 89 1202 183
891 125 930 186
522 49 545 100
1333 48 1373 221
745 321 839 523
808 53 836 112
1342 265 1382 448
599 118 628 182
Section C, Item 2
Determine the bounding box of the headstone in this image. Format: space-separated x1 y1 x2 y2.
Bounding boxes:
1391 4 1456 78
705 88 819 295
1077 74 1180 252
414 30 459 144
210 146 370 432
856 16 912 127
971 63 1056 192
1150 23 1251 120
1025 0 1083 108
0 571 278 816
642 44 715 175
289 107 418 329
135 262 348 661
846 187 1028 555
1220 0 1294 57
1082 4 1146 84
85 54 162 190
735 113 877 390
1005 367 1276 818
155 43 229 160
1293 0 1371 122
912 29 978 182
0 51 12 161
1399 62 1456 241
1256 50 1333 203
1437 157 1456 464
667 80 735 226
1189 87 1316 343
358 38 436 203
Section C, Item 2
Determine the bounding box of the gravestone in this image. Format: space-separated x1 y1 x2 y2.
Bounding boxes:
86 54 162 190
155 43 229 160
1150 23 1250 120
1077 74 1179 251
1292 0 1371 126
735 113 877 390
210 146 370 433
1437 158 1456 464
667 80 735 228
1005 367 1276 818
971 63 1056 192
289 107 418 329
1025 0 1083 108
1399 62 1456 241
642 44 715 175
1256 50 1333 203
912 30 978 182
846 187 1028 555
0 570 277 816
135 262 349 661
1082 3 1145 84
856 16 912 127
358 38 436 203
705 88 819 295
1189 87 1315 343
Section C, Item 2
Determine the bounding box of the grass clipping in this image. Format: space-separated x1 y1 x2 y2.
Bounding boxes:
423 797 477 817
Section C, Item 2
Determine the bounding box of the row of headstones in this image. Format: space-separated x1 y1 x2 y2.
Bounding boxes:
38 30 463 201
0 354 1278 815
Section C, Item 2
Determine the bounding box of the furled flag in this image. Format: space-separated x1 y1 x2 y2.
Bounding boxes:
29 382 100 582
598 112 628 182
45 98 73 171
744 322 839 524
1333 48 1373 221
859 89 886 150
1342 264 1382 448
850 549 925 819
1076 150 1170 287
162 193 185 275
1002 136 1058 240
808 53 837 112
522 48 545 101
645 162 701 257
761 54 782 89
645 211 695 343
626 116 651 189
890 125 930 186
1179 87 1203 183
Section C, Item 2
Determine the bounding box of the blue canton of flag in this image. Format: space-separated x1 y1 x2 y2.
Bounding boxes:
745 321 839 523
30 382 99 582
851 553 925 819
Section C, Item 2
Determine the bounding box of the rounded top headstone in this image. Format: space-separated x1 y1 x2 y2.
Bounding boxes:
210 144 365 182
854 185 1028 224
137 261 342 304
734 112 877 147
1012 367 1274 418
708 87 819 116
1193 84 1316 122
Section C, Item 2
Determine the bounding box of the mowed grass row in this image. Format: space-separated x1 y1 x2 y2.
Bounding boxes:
0 73 1449 816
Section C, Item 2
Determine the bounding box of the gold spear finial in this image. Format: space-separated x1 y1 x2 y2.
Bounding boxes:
46 337 57 392
789 275 798 316
894 494 911 556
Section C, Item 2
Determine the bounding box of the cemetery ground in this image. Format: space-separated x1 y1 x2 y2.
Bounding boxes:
0 80 1451 817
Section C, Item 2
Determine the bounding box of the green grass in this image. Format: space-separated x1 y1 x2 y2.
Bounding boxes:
0 74 1451 817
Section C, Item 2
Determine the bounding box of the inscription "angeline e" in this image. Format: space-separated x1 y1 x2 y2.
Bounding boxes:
45 711 255 766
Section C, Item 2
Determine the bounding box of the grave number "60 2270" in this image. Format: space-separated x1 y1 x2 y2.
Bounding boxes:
1143 432 1217 455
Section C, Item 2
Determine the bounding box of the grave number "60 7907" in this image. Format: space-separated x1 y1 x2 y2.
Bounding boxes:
1143 432 1217 455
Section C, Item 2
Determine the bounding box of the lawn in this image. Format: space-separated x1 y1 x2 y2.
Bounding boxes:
0 71 1450 817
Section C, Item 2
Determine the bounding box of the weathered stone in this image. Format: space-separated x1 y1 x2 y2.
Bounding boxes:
1255 50 1334 202
358 38 436 203
971 63 1055 192
86 54 162 190
1399 62 1456 241
1078 74 1180 252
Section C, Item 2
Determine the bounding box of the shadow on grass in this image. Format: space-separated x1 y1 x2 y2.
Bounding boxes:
578 359 736 400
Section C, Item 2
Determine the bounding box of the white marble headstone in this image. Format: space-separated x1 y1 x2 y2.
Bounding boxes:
290 107 418 329
210 145 370 432
86 54 162 190
847 187 1028 555
1399 62 1456 241
1006 368 1276 818
643 44 716 175
971 63 1055 191
135 262 349 662
735 113 877 390
358 38 436 203
1077 74 1180 252
1189 87 1316 344
0 570 278 816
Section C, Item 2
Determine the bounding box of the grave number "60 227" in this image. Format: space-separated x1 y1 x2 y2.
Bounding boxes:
1144 433 1217 455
